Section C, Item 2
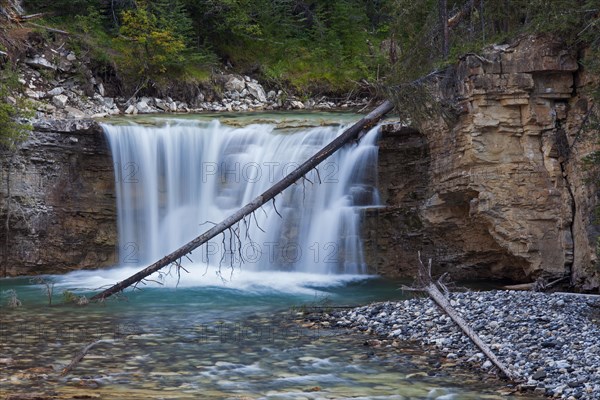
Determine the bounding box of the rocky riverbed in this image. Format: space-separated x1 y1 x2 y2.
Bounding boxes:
318 290 600 399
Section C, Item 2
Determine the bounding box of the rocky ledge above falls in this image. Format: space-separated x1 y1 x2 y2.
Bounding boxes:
0 119 117 276
364 35 600 292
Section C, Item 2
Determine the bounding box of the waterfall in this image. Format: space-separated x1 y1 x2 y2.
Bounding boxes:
102 118 380 279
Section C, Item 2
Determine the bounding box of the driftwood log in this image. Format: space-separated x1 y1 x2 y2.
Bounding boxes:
404 253 518 381
91 100 394 301
60 340 111 376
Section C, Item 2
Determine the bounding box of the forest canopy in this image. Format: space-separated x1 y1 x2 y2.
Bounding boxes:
14 0 596 96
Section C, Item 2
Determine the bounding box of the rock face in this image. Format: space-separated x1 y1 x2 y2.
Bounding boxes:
365 35 599 290
0 120 117 276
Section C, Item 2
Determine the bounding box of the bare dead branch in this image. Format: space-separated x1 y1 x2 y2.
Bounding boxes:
272 198 283 218
60 340 112 376
26 22 69 35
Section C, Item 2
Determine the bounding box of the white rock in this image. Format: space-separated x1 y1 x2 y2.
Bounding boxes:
246 81 267 103
66 52 77 61
155 98 170 112
224 76 246 92
65 106 86 119
52 94 69 108
136 100 155 113
267 90 276 100
103 97 115 108
482 360 493 369
25 89 43 99
125 104 136 114
97 83 105 97
169 102 177 112
91 112 108 118
25 56 57 71
37 103 56 113
290 100 305 109
47 87 64 96
244 75 251 82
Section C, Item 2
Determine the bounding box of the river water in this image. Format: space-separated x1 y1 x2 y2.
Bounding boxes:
0 113 531 399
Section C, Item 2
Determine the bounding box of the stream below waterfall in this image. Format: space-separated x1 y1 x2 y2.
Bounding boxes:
0 113 536 399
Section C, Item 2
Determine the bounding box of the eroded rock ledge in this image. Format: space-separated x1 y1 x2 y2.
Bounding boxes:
365 35 599 291
0 119 116 276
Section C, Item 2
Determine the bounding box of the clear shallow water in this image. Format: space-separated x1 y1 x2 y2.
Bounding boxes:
0 276 525 399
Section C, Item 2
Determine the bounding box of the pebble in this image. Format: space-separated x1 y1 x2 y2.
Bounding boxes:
322 291 600 400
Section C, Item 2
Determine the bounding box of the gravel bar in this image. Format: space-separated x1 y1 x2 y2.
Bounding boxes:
324 290 600 399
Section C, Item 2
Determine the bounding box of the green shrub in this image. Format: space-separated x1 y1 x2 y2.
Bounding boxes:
0 69 32 149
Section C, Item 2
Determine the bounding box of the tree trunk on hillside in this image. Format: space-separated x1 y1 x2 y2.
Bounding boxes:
90 100 394 301
439 0 449 59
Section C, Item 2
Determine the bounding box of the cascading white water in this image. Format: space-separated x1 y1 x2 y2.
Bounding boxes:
102 118 380 279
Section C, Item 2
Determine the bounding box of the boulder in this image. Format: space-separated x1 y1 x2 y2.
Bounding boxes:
124 104 136 114
64 106 86 119
224 75 246 92
47 87 65 96
25 89 44 99
246 81 267 103
135 100 155 113
57 59 72 72
290 100 305 109
155 98 170 112
25 56 57 71
52 94 69 108
103 97 115 108
36 102 56 113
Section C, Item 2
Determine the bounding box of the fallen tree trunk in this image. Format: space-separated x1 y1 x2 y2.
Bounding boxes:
26 22 70 35
91 100 394 301
424 282 518 380
404 253 518 381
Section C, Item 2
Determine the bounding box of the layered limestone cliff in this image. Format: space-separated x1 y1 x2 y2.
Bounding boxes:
366 35 599 291
0 120 116 276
